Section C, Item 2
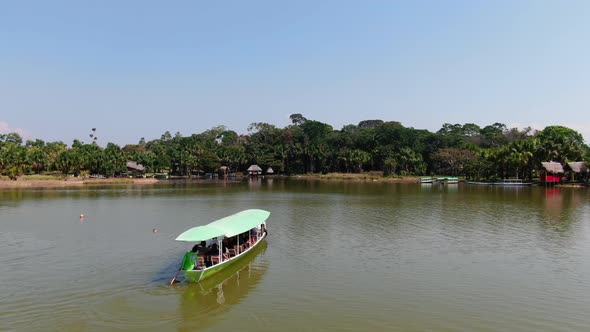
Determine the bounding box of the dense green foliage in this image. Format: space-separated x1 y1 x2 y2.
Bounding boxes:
0 116 588 180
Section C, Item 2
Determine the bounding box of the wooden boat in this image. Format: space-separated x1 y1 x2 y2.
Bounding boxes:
419 177 435 184
465 181 494 185
437 177 459 184
445 177 459 184
465 179 533 186
174 209 269 283
492 179 533 186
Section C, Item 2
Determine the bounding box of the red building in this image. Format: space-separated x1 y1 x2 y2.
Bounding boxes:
540 162 563 183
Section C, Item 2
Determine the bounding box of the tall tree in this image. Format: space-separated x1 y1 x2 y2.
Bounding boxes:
536 125 586 163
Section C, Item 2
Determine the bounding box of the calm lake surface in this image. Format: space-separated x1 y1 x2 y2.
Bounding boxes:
2 179 590 331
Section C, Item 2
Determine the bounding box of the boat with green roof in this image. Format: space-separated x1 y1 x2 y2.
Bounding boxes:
436 177 459 184
419 177 435 184
172 209 269 283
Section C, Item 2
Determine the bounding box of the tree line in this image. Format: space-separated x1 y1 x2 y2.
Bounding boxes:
0 114 588 181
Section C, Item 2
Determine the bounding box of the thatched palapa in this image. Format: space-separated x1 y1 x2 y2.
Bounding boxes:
126 161 145 171
219 166 229 177
247 164 262 176
541 162 564 174
566 162 588 173
247 165 262 172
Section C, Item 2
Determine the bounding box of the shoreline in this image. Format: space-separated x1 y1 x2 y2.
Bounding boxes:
0 175 586 189
0 173 420 189
286 173 419 183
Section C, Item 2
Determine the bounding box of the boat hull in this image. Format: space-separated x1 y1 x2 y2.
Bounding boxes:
436 177 459 184
466 181 533 186
419 177 434 184
183 232 267 283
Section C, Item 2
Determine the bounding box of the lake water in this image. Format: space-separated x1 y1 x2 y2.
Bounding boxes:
2 179 590 331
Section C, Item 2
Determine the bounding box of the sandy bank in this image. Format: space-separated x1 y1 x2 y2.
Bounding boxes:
0 177 160 189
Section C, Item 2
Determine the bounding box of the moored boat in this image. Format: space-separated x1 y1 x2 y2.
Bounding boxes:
445 177 459 184
493 179 533 186
437 177 459 184
420 177 435 184
465 179 533 186
173 209 269 283
465 181 494 185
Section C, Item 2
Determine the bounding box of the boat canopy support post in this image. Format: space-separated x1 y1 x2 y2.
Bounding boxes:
217 236 223 263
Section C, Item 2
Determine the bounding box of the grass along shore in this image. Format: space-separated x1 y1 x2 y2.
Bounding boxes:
287 172 419 182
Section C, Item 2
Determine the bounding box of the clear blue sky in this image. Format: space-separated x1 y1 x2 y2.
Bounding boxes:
1 0 589 145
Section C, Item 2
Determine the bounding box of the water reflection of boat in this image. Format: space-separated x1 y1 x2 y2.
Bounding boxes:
178 241 268 330
174 209 269 283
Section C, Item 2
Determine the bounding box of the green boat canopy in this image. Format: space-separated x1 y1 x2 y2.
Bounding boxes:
175 209 270 242
175 225 226 242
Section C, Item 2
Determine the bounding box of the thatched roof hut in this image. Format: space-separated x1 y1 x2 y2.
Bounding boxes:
266 167 274 174
541 162 564 174
218 166 229 177
247 164 262 176
126 161 145 171
566 162 588 173
540 161 563 184
247 165 262 172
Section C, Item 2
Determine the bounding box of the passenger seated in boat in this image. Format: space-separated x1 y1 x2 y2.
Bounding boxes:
191 243 201 253
202 243 219 267
188 245 208 269
194 256 207 270
226 246 237 257
218 246 232 260
240 233 248 244
210 255 220 265
207 243 219 256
